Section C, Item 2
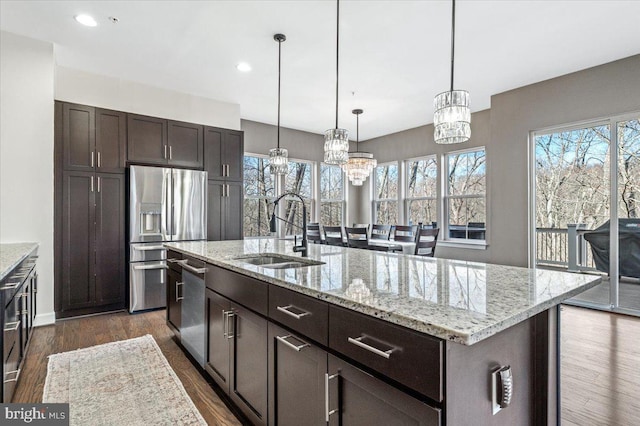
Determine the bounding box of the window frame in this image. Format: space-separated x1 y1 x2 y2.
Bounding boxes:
320 162 346 227
242 152 275 238
404 155 439 227
443 146 487 244
372 161 400 225
282 157 315 237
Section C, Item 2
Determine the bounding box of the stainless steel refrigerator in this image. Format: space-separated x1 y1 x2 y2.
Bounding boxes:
129 165 207 313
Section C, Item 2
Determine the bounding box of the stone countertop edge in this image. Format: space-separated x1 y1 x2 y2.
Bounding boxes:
0 242 39 281
165 242 601 346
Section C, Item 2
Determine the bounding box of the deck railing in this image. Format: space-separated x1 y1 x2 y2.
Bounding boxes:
536 225 597 271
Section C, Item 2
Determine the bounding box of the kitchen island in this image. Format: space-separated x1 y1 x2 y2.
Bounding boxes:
166 239 600 425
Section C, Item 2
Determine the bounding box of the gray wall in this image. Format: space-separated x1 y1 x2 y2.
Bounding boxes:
359 54 640 267
241 119 360 223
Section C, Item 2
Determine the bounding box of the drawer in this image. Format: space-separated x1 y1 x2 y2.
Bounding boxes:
167 250 183 273
4 295 21 362
206 265 268 316
269 285 328 346
329 305 443 402
3 336 21 403
181 255 207 279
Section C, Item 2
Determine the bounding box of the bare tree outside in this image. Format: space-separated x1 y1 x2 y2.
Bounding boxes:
243 156 274 237
407 157 438 225
446 149 486 239
320 164 344 226
284 160 312 236
374 163 398 224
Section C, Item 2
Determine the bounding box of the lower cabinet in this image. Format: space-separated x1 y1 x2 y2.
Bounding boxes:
167 267 182 332
327 355 441 426
206 289 268 426
268 323 327 426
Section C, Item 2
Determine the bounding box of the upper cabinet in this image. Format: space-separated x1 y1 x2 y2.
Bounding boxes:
204 126 244 181
167 120 204 169
61 102 126 173
127 115 204 169
127 114 168 166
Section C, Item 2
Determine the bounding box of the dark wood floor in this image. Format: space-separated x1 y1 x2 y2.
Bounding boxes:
13 310 241 426
13 306 639 425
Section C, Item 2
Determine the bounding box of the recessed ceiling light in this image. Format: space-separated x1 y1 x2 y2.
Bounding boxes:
236 62 252 72
74 14 97 27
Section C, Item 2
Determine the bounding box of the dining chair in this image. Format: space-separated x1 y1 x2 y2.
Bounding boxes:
370 224 392 241
307 222 322 244
352 223 370 232
323 226 345 246
345 227 369 249
393 225 417 242
414 228 439 257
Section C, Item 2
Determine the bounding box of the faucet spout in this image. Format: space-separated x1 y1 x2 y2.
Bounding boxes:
270 192 308 257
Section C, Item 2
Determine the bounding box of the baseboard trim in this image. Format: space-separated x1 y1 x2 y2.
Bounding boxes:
33 312 56 327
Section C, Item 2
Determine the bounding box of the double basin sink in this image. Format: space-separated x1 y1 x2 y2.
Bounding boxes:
235 253 325 269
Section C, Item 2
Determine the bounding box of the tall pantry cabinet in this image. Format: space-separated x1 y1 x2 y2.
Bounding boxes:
55 102 126 318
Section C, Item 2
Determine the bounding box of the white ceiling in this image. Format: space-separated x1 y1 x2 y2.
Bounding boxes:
1 1 639 140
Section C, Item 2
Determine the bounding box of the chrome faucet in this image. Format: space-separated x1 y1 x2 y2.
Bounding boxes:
269 192 308 257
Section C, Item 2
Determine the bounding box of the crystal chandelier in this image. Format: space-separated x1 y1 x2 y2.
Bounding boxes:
342 109 376 186
434 0 470 144
269 34 289 175
324 0 349 165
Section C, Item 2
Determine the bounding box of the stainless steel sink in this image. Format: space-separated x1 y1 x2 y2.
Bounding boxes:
235 253 324 269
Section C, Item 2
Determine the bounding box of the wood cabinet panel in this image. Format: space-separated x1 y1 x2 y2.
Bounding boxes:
269 285 329 346
205 289 231 392
96 109 126 173
204 127 224 179
206 265 268 316
94 173 125 307
207 180 243 241
329 305 443 402
127 114 167 165
167 268 182 331
222 130 243 182
207 181 223 241
204 127 244 181
61 171 95 310
168 120 203 168
63 103 95 172
268 323 327 426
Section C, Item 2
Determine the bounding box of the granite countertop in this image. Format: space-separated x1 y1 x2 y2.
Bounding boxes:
0 242 39 281
166 239 601 345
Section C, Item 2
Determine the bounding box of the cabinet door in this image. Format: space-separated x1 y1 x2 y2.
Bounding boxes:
95 173 126 308
168 120 204 169
230 303 268 426
62 103 95 172
268 323 327 426
327 355 441 426
167 268 182 331
205 289 231 392
96 109 126 173
222 130 244 182
127 114 168 165
21 277 32 356
204 127 224 179
61 171 96 310
222 181 243 240
207 180 223 241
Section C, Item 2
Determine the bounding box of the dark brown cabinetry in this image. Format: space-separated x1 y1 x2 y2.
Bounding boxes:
268 323 327 426
167 251 183 333
207 180 243 241
204 127 244 181
62 103 126 173
128 115 204 169
205 288 268 426
60 171 125 314
327 355 441 426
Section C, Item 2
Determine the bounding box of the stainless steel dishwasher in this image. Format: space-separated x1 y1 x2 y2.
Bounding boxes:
179 257 207 367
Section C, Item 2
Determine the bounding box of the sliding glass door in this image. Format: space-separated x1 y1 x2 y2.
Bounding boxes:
532 113 640 316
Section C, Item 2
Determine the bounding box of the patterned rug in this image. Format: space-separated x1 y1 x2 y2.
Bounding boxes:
43 334 206 426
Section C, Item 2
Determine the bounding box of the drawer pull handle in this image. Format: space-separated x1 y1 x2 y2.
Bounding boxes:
167 258 182 263
134 245 167 251
276 305 310 320
176 282 184 301
325 373 339 422
177 259 208 274
4 320 21 332
133 264 168 271
226 312 235 339
347 336 394 359
4 368 21 384
276 335 310 352
1 282 20 290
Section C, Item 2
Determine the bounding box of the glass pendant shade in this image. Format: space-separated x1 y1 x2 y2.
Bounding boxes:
433 89 470 144
269 147 288 175
324 128 349 165
342 152 377 186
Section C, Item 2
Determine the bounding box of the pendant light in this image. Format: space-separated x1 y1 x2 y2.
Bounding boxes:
433 0 470 144
324 0 349 165
269 33 289 175
342 109 376 186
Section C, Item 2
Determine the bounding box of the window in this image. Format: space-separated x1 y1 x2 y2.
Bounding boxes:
446 148 486 240
373 163 399 224
284 160 313 236
406 156 438 226
320 163 345 226
243 155 274 237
